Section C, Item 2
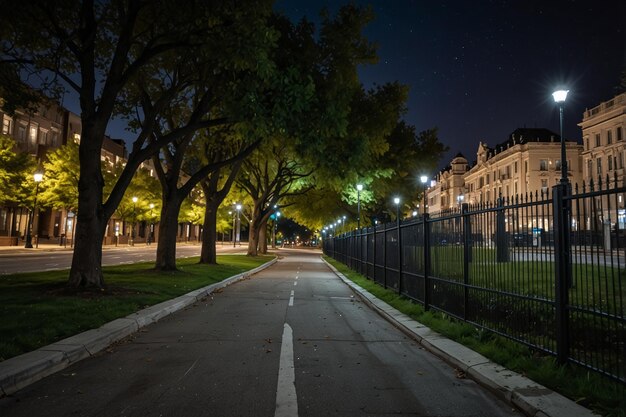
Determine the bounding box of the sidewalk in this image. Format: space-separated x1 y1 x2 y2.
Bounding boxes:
321 258 599 417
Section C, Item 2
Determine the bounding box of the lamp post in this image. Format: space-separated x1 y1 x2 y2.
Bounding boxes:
24 170 43 248
552 89 569 184
236 204 242 246
356 183 363 230
273 210 281 248
393 197 401 220
130 196 138 246
420 175 428 215
148 203 155 245
229 211 234 246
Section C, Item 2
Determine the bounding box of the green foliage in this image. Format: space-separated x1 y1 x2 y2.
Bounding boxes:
114 168 161 222
39 140 80 211
0 135 36 207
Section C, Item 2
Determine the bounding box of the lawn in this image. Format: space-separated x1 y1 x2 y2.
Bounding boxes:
0 255 273 361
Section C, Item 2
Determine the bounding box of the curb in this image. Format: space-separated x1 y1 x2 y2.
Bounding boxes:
0 257 278 397
321 258 599 417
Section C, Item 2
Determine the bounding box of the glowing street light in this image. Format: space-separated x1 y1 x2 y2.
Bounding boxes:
234 203 242 247
393 197 400 221
24 170 43 248
130 196 138 246
552 89 569 183
420 175 428 215
356 184 363 229
148 203 155 245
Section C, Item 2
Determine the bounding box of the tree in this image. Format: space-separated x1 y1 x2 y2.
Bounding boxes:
0 135 36 239
236 143 314 256
39 141 80 214
231 5 380 256
198 154 244 264
0 1 276 287
286 83 448 230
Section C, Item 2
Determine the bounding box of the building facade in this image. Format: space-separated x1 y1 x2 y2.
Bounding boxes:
0 97 141 246
579 92 626 185
427 128 583 211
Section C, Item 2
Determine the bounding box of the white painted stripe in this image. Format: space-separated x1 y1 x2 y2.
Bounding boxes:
288 290 294 306
274 323 298 417
294 281 297 286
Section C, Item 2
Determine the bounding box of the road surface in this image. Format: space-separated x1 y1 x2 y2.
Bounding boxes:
0 243 246 275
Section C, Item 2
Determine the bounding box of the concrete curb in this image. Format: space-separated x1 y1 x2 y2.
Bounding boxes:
321 258 599 417
0 257 277 397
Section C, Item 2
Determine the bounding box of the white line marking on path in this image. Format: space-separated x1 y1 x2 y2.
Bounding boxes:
294 281 297 286
275 323 298 417
288 290 295 306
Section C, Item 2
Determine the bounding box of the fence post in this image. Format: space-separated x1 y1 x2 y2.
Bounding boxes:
397 216 403 295
423 213 431 311
462 203 470 320
383 222 387 289
496 196 509 262
553 182 571 365
359 228 369 278
372 226 376 281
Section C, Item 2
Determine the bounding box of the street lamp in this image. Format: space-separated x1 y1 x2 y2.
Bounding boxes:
273 210 281 248
420 175 428 215
356 184 363 230
457 194 464 207
24 170 43 248
552 89 569 183
235 204 242 247
393 197 401 221
131 196 138 246
148 203 155 245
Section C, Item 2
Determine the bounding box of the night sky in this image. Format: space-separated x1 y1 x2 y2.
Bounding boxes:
274 0 626 170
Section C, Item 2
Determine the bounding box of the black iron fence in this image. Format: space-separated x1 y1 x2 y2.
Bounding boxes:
324 177 626 385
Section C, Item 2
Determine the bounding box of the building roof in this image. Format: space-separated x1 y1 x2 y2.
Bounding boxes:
489 127 560 157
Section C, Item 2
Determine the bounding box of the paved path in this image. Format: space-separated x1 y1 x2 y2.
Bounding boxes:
0 250 519 416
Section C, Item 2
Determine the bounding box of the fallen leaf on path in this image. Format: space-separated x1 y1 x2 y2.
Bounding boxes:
454 368 466 379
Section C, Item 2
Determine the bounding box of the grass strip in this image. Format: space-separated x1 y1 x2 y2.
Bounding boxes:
0 255 273 361
324 256 625 417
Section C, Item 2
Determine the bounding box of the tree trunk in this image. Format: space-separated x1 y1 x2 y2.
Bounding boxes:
199 201 219 264
68 128 106 288
155 197 183 270
259 220 268 254
247 219 259 256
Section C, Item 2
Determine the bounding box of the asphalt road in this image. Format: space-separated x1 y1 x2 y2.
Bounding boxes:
0 249 520 416
0 243 247 275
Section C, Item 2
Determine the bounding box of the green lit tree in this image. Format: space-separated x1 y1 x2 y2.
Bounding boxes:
0 135 36 239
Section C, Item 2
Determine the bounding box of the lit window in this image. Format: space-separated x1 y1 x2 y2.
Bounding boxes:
29 125 37 144
2 116 12 135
